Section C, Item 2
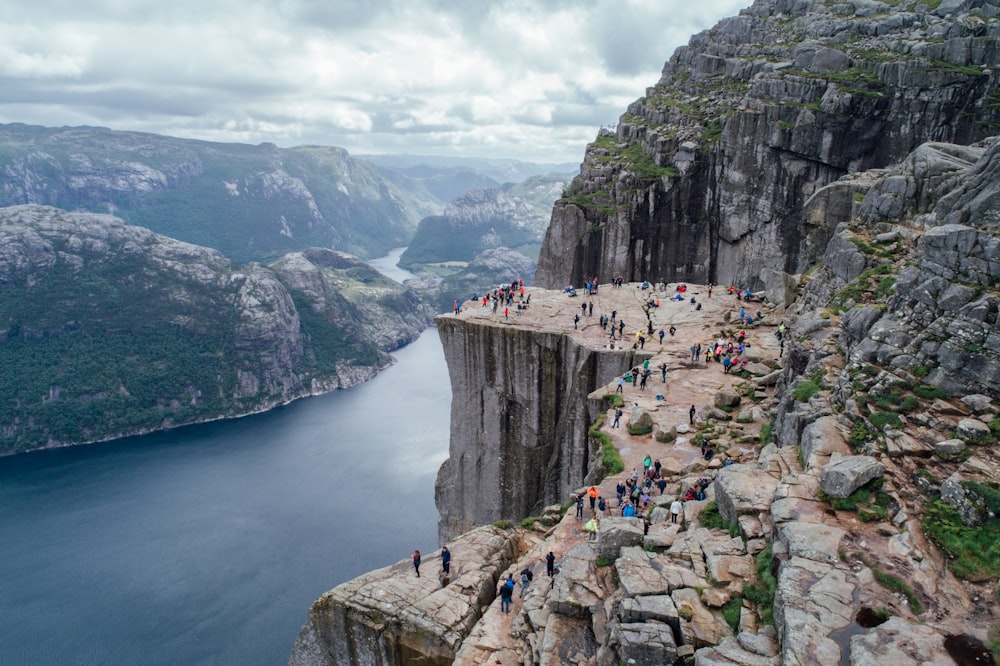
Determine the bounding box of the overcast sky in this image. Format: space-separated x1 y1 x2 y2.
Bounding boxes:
1 0 749 163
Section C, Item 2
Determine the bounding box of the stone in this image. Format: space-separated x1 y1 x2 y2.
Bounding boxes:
649 506 669 524
615 622 678 665
775 521 846 565
960 394 994 414
657 423 678 442
934 438 967 457
671 587 734 648
706 553 753 582
819 455 885 499
659 457 684 476
744 362 772 376
849 617 955 665
715 389 742 408
289 525 517 665
644 522 682 550
619 595 680 634
713 464 781 523
956 417 991 442
695 636 780 666
550 544 603 618
737 514 764 539
773 556 856 666
595 517 645 559
616 547 709 597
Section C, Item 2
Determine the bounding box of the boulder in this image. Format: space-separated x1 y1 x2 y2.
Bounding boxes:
619 595 679 634
657 423 678 442
706 553 753 583
615 622 678 666
819 455 885 499
595 517 645 559
649 506 669 524
715 389 742 408
714 464 781 523
960 394 994 415
659 457 684 476
956 417 991 442
644 522 682 550
744 362 772 376
671 587 734 648
695 634 780 666
849 617 955 666
550 544 602 618
616 547 709 597
934 438 966 457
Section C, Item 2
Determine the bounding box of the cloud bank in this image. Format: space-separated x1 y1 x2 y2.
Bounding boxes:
0 0 750 162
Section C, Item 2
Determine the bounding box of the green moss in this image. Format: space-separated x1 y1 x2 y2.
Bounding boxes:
869 411 902 429
743 545 776 625
722 597 743 632
760 420 773 446
595 556 616 568
792 380 820 402
590 414 625 475
922 499 1000 581
493 520 513 529
913 384 951 400
700 501 741 538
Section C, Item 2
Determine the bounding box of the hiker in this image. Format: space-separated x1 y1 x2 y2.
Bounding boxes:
657 476 668 495
659 329 665 344
689 405 696 424
597 496 607 517
585 516 599 541
616 377 624 393
642 454 652 474
670 498 683 524
413 550 421 577
546 551 556 576
575 494 584 520
669 325 676 336
441 546 450 574
520 566 534 597
574 314 579 329
660 363 668 382
612 406 622 428
499 575 514 614
587 486 599 512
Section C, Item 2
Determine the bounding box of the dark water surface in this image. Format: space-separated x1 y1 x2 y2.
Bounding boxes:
0 329 450 665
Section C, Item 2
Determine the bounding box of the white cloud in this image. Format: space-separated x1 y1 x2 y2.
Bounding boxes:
0 0 750 162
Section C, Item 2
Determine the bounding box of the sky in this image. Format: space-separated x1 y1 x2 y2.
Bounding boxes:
1 0 750 164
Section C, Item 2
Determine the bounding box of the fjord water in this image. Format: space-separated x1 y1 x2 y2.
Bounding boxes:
0 327 450 665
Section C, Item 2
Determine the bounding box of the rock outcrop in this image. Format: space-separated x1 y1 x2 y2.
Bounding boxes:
535 0 1000 295
0 205 433 454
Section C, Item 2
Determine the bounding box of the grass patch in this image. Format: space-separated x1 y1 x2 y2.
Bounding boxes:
870 411 902 430
700 501 741 538
589 414 625 475
922 499 1000 581
743 545 776 625
760 419 773 446
871 566 923 614
792 380 820 402
722 597 743 632
603 393 624 408
595 556 616 568
913 384 951 400
493 520 513 529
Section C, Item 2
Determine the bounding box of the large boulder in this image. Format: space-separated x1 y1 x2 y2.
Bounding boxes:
615 622 678 666
714 464 781 523
671 587 734 648
549 544 602 619
956 417 991 442
595 517 645 559
849 617 955 666
616 547 709 597
819 455 885 499
715 389 742 408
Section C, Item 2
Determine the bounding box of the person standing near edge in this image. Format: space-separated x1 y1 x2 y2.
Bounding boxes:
689 405 697 424
441 546 450 575
412 549 421 577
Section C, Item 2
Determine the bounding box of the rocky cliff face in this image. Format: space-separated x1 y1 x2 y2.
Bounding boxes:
434 310 642 542
0 123 431 263
535 0 1000 294
0 205 432 454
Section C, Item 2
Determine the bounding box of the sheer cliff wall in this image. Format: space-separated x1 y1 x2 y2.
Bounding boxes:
434 315 642 542
535 0 1000 295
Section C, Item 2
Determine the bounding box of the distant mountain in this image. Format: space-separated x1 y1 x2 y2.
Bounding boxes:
0 124 430 264
0 204 433 455
357 153 577 186
399 173 568 269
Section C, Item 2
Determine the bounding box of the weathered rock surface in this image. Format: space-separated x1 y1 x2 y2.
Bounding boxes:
713 464 781 523
288 526 517 666
819 455 885 499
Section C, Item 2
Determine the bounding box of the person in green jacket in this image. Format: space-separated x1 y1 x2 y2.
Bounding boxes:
642 454 652 474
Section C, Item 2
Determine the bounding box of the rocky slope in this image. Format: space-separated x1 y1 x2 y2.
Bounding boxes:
0 123 435 263
290 135 999 665
0 205 433 454
535 0 1000 296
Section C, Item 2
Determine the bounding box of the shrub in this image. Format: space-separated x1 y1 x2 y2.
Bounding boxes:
700 501 741 537
792 380 820 402
493 520 513 529
869 411 901 429
760 420 773 446
722 597 743 632
913 384 951 400
589 414 625 475
595 556 616 568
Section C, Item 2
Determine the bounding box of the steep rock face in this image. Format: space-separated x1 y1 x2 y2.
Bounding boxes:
0 205 432 454
0 123 428 263
536 0 1000 293
434 314 640 541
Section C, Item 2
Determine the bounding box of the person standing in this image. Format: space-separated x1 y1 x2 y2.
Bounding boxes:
689 405 697 424
576 494 584 520
574 314 580 329
612 406 622 428
441 546 451 575
519 566 534 597
587 486 599 512
412 550 421 577
499 575 514 614
670 498 683 524
546 551 556 576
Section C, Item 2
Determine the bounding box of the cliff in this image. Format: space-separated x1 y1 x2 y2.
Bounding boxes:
0 205 433 454
535 0 1000 294
0 123 435 263
435 303 644 541
291 135 1000 665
